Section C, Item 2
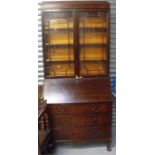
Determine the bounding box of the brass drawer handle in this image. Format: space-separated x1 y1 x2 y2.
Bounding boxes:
91 117 97 124
91 107 101 113
91 127 101 136
96 130 101 135
56 108 64 114
57 120 65 126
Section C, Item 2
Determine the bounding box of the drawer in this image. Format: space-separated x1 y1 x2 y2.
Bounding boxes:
50 114 111 127
47 103 111 115
52 126 111 140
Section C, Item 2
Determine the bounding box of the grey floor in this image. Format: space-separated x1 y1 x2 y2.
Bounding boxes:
50 126 116 155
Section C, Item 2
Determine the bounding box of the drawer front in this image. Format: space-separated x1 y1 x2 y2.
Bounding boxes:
52 126 111 140
50 114 111 127
47 103 111 115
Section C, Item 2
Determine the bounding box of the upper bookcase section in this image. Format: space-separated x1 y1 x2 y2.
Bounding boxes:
40 1 110 10
40 1 110 78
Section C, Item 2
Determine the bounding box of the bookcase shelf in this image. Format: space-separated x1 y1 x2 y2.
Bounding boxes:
44 27 107 31
45 43 108 47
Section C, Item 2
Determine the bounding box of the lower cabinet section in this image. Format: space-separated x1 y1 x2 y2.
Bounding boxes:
47 102 112 144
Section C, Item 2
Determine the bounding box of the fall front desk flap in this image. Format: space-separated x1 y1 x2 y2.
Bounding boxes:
43 77 112 104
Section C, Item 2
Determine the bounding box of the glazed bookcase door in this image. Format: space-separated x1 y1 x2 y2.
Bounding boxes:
79 11 109 77
43 11 75 78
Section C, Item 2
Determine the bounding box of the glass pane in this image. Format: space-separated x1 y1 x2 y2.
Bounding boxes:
48 31 73 45
80 46 107 61
47 63 74 77
80 30 107 44
46 47 74 61
80 61 107 76
43 12 74 77
44 12 73 45
79 11 108 76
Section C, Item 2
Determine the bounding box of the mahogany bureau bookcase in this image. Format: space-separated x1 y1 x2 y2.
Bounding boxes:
41 1 113 151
